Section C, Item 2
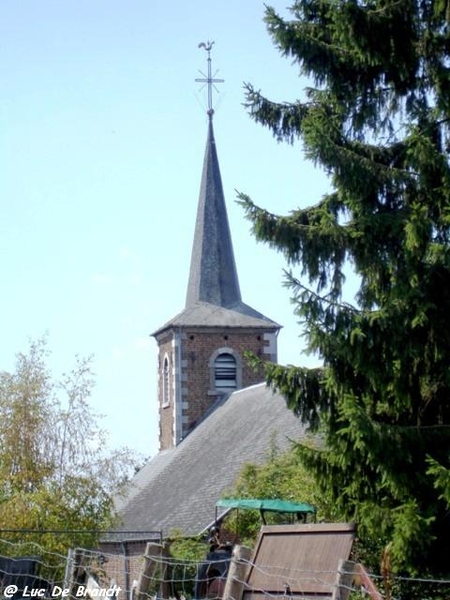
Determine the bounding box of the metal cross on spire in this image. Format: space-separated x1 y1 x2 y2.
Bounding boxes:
196 41 224 120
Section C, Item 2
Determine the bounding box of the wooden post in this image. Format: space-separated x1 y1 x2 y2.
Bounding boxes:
332 561 383 600
355 563 384 600
160 543 171 600
66 549 87 600
222 545 252 600
135 543 169 600
331 559 357 600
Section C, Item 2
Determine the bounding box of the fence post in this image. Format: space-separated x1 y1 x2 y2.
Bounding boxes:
135 542 169 600
67 548 87 599
222 545 252 600
332 559 356 600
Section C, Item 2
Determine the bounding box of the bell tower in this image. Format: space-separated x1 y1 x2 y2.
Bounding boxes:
152 44 281 450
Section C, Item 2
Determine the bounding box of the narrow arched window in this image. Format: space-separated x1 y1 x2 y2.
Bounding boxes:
162 356 170 407
214 353 237 390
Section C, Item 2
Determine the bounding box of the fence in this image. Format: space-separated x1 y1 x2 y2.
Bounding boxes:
0 532 161 600
0 536 449 600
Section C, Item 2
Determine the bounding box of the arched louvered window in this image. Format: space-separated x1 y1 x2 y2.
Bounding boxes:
162 355 170 407
214 353 237 389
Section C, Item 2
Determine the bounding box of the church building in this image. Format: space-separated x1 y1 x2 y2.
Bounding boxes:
152 113 281 450
114 46 305 538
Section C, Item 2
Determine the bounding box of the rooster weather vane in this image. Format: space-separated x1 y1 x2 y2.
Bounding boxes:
196 41 224 119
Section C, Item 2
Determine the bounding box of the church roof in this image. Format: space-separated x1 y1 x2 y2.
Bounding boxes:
114 383 307 538
153 301 280 337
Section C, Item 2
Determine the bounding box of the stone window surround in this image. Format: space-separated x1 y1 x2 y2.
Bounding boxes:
208 346 243 393
162 353 171 408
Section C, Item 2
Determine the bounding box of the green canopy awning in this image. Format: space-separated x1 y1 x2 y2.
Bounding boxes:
216 498 316 514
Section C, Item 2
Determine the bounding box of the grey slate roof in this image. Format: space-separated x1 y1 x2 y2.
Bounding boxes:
185 119 241 309
153 301 280 336
114 383 307 537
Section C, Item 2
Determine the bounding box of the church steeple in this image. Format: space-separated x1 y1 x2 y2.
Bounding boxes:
185 118 241 308
152 43 281 451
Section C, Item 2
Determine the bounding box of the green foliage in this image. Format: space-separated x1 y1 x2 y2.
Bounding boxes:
0 337 139 555
168 534 205 564
222 441 339 545
168 532 206 599
240 0 450 578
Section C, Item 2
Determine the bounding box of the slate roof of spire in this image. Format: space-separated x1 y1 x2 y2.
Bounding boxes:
153 118 280 336
185 118 241 308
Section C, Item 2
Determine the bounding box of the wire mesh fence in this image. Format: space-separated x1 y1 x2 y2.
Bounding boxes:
0 535 449 600
0 532 160 600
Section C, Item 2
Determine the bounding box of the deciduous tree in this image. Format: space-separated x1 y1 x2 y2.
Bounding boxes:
240 0 450 576
0 337 138 553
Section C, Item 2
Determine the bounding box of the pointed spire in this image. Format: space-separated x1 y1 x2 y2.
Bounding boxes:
185 119 242 308
152 43 281 337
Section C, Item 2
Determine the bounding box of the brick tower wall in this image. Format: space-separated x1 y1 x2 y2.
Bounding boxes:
179 327 276 438
156 326 278 451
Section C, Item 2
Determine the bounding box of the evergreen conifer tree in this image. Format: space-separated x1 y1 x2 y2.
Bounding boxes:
240 0 450 576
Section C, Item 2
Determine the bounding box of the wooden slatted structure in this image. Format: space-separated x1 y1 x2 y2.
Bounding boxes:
242 523 356 600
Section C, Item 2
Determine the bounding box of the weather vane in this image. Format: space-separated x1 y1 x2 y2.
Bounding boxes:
196 41 224 119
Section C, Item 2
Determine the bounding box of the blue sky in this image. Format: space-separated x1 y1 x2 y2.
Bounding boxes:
1 1 331 459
